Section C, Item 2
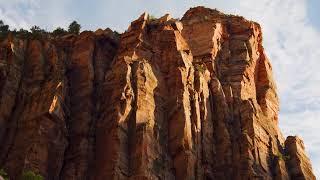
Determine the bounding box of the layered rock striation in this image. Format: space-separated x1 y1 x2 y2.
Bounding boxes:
0 6 316 180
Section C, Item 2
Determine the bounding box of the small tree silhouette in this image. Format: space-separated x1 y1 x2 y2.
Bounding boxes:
52 27 67 37
30 25 46 39
0 20 10 39
68 21 81 35
16 28 30 39
0 20 9 33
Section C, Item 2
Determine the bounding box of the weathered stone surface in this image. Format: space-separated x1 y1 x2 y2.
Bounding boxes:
0 6 315 180
285 136 316 180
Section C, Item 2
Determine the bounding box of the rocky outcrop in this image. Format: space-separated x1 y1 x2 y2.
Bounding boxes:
285 136 316 180
0 6 315 180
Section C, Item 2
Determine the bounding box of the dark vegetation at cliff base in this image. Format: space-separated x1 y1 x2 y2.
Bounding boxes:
1 168 43 180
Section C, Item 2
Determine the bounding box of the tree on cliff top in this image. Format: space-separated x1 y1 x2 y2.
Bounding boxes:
68 21 81 35
30 25 47 39
0 20 9 33
16 28 30 39
52 27 67 37
0 20 10 39
30 26 45 34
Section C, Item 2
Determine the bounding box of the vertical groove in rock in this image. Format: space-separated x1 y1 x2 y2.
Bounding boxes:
60 32 95 179
61 30 119 180
95 25 137 179
0 37 27 166
88 29 119 179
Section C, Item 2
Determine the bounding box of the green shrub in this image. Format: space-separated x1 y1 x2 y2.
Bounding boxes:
153 158 164 172
0 169 9 180
20 170 43 180
275 152 290 161
195 64 206 73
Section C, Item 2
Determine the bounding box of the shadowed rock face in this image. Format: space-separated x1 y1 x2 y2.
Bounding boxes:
0 6 315 180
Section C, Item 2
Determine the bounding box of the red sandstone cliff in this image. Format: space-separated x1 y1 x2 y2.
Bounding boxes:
0 7 316 180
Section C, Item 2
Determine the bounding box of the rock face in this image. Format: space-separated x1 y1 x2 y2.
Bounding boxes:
0 6 316 180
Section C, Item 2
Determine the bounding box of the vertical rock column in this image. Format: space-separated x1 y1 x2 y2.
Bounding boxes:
1 39 68 179
0 38 26 150
95 13 155 180
182 10 233 179
285 136 316 180
159 30 195 180
61 32 96 180
181 7 290 179
56 30 119 180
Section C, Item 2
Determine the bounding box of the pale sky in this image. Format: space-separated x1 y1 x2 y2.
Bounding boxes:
1 0 319 177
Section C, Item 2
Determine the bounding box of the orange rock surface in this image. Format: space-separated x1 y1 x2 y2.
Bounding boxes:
0 6 315 180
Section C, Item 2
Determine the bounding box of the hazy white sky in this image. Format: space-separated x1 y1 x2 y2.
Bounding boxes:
1 0 319 177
